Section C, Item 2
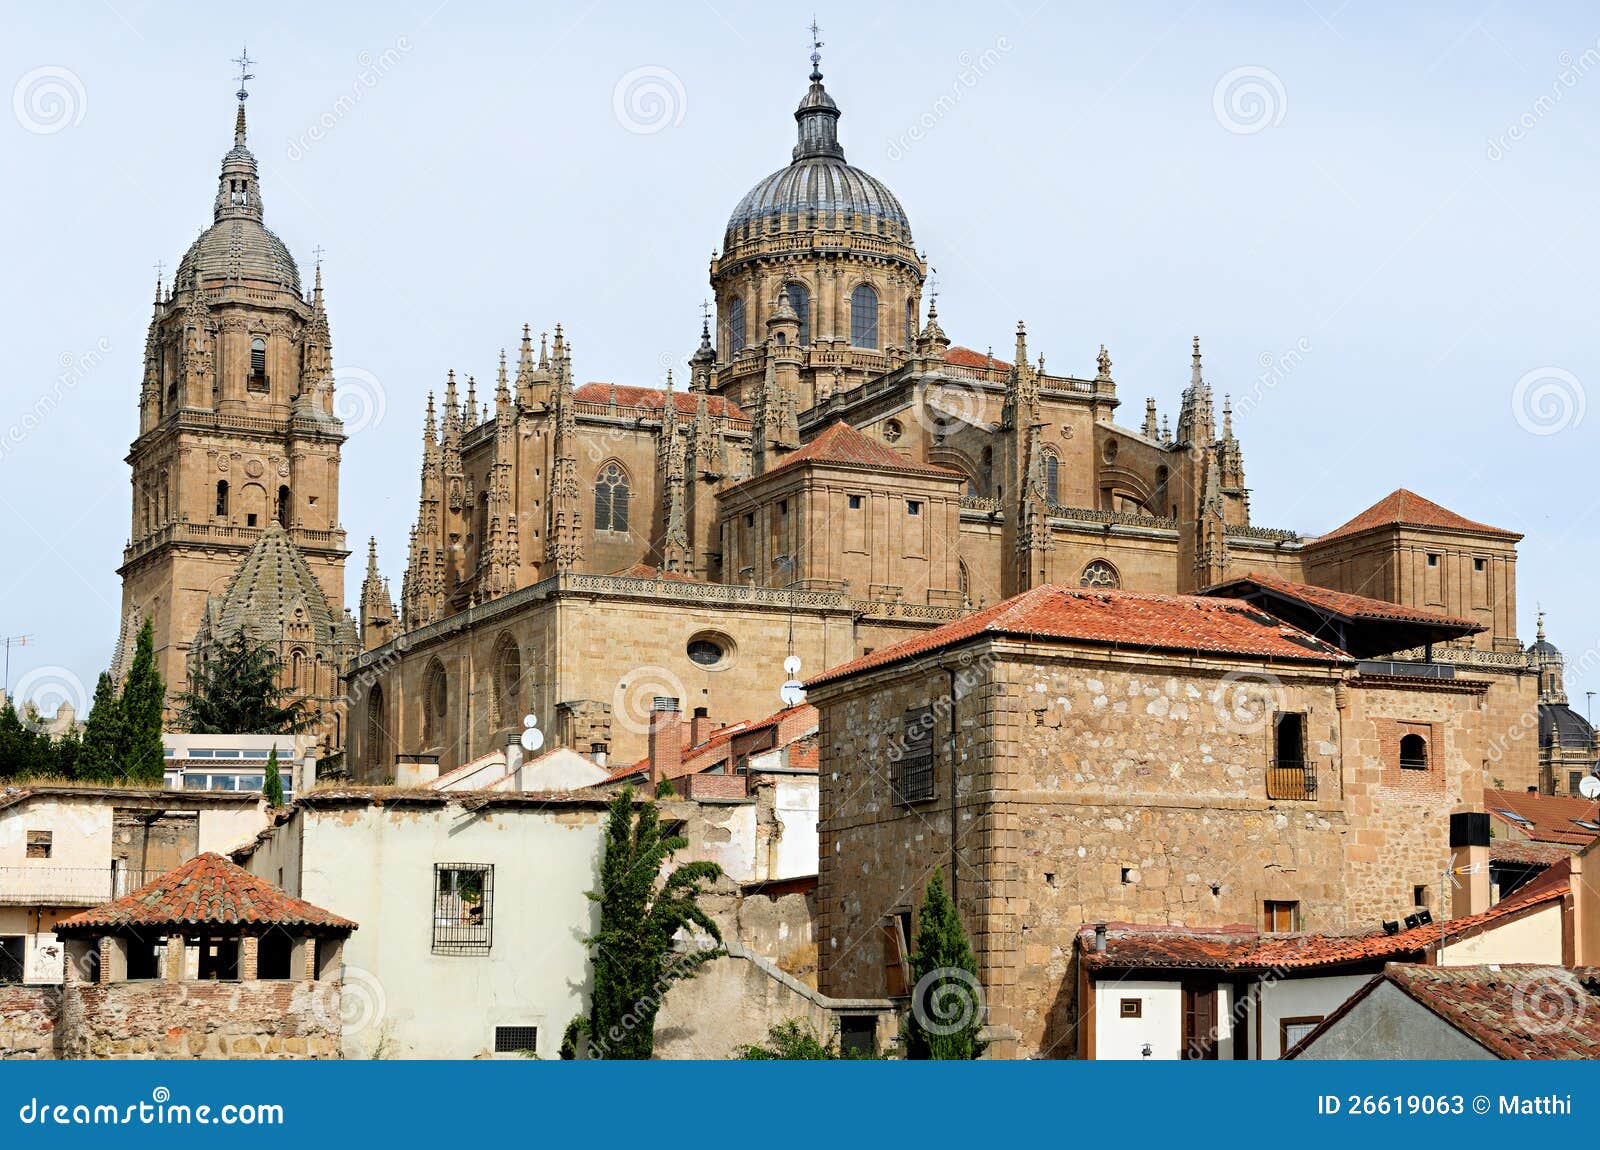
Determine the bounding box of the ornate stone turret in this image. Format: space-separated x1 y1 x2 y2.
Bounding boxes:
1142 396 1159 439
545 326 584 572
1175 336 1215 448
1193 452 1231 590
359 536 397 651
657 371 692 575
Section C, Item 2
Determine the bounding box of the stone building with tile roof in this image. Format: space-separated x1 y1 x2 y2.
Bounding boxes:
329 39 1541 784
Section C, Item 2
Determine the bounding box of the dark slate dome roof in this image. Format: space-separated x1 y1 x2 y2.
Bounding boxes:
725 60 911 241
1540 702 1596 751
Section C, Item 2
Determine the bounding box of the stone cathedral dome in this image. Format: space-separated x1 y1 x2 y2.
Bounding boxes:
723 54 912 245
174 100 301 294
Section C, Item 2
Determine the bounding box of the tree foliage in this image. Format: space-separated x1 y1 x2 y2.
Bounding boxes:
177 630 305 736
119 620 166 783
905 868 987 1060
734 1020 841 1060
263 746 285 806
75 672 125 782
574 786 724 1059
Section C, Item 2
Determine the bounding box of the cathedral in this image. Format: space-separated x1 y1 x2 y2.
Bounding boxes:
119 44 1563 789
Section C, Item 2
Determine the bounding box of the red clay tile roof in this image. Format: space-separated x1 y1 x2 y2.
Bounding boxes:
53 853 356 936
610 562 706 584
1317 488 1518 542
807 585 1353 688
764 421 962 479
573 382 746 421
1491 840 1571 866
1485 787 1600 848
943 346 1011 371
598 703 818 786
1210 572 1483 632
1311 964 1600 1060
1081 860 1570 974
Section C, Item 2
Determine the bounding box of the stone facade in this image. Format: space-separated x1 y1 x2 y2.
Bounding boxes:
116 92 348 711
810 632 1490 1059
0 984 59 1059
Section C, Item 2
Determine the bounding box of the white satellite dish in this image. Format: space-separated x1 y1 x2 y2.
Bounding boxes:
783 654 802 676
780 679 806 707
520 726 545 753
1580 775 1600 801
522 713 538 730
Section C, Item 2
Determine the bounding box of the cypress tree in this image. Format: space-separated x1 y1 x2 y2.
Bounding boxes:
906 868 987 1060
577 786 724 1059
118 620 166 784
77 672 125 782
262 746 285 807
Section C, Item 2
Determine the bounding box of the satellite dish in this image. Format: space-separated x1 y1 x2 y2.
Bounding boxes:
522 713 538 730
780 679 806 707
1580 775 1600 801
520 727 545 754
783 654 802 676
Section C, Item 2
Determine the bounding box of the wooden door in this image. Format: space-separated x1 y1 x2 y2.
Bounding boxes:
1182 983 1219 1060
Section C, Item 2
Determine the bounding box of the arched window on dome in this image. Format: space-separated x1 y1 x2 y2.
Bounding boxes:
727 298 746 355
784 283 811 345
249 338 268 391
594 462 631 534
850 283 879 349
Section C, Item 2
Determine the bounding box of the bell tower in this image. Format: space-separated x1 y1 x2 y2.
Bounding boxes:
116 52 348 699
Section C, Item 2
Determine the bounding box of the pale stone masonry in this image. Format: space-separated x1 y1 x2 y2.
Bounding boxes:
807 588 1490 1059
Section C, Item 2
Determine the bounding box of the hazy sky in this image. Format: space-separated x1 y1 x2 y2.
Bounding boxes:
2 1 1597 720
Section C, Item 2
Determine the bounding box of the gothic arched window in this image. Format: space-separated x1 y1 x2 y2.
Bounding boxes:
1043 450 1060 504
1080 560 1120 590
594 462 631 533
784 282 811 345
423 659 448 748
850 283 879 348
366 682 391 775
492 634 524 728
727 298 746 355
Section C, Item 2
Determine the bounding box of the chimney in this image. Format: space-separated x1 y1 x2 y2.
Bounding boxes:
690 706 713 748
1448 811 1491 918
647 698 682 789
1094 924 1107 953
590 743 608 768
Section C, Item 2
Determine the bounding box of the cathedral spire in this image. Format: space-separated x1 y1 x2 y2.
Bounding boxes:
546 326 584 573
214 48 264 225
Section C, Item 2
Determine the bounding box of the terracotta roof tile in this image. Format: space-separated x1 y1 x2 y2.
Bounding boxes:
807 585 1353 689
1211 571 1483 632
1317 488 1518 542
1485 787 1600 848
54 853 356 936
598 703 818 786
943 346 1011 371
1490 840 1571 866
765 421 962 479
1081 860 1570 974
1379 964 1600 1059
572 382 746 421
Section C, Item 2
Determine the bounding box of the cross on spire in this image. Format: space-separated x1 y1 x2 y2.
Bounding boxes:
808 17 824 81
232 46 256 102
312 244 326 266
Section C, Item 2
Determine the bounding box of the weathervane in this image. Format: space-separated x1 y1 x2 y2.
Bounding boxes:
232 45 256 102
809 17 823 79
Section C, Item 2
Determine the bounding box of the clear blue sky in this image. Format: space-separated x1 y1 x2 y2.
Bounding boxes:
2 1 1597 719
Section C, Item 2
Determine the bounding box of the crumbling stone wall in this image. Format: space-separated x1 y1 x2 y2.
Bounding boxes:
0 985 59 1059
59 980 342 1059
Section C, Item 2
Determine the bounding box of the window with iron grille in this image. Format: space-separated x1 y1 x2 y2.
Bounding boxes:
892 706 935 803
433 864 494 954
494 1025 537 1055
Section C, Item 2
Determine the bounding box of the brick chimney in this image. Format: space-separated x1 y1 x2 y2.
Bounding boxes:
690 706 714 748
1448 811 1491 918
648 698 682 789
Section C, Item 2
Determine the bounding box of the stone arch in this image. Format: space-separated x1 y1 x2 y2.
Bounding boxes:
593 459 631 534
1079 559 1121 589
422 657 448 749
365 681 393 778
490 632 525 729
